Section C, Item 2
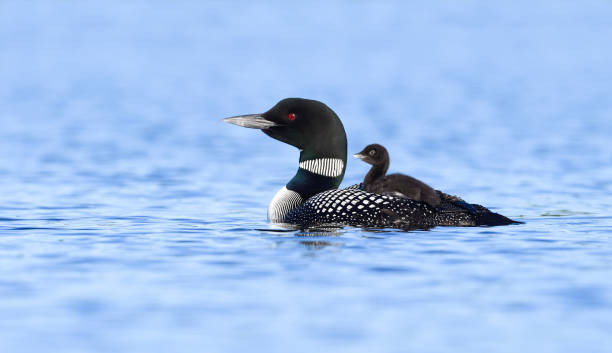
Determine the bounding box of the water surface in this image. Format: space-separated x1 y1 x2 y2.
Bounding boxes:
1 1 611 352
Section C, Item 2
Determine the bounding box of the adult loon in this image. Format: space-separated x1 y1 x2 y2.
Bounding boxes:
223 98 520 229
354 143 441 207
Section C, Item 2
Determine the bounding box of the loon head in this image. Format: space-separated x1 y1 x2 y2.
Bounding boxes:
224 98 348 209
224 98 347 161
353 143 388 166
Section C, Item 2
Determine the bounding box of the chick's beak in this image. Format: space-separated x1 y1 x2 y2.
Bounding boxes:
353 153 367 160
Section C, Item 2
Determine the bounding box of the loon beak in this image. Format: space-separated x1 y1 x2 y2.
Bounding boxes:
353 153 367 160
223 114 279 129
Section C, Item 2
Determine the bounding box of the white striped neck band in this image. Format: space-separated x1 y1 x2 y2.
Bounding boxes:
299 158 344 178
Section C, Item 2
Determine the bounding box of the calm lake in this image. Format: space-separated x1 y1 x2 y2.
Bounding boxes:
1 1 611 352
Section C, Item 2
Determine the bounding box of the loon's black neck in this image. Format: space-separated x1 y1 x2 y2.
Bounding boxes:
268 147 347 223
286 149 347 200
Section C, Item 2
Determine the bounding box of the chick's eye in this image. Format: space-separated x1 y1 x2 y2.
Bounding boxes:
288 113 296 121
369 150 376 156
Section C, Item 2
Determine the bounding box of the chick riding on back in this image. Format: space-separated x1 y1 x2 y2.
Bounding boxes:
354 144 441 207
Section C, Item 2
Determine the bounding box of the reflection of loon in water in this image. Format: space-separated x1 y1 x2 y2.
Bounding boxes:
224 98 521 229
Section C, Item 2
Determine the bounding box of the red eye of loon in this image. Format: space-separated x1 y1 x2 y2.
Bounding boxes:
288 113 296 121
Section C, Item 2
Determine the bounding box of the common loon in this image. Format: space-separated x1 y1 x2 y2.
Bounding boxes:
353 143 441 207
223 98 520 229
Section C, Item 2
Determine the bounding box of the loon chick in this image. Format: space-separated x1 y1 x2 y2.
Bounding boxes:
353 143 441 207
223 98 520 229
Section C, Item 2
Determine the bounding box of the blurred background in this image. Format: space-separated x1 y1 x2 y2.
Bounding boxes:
1 1 611 353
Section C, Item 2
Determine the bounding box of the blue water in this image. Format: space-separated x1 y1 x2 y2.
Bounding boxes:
1 1 612 352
